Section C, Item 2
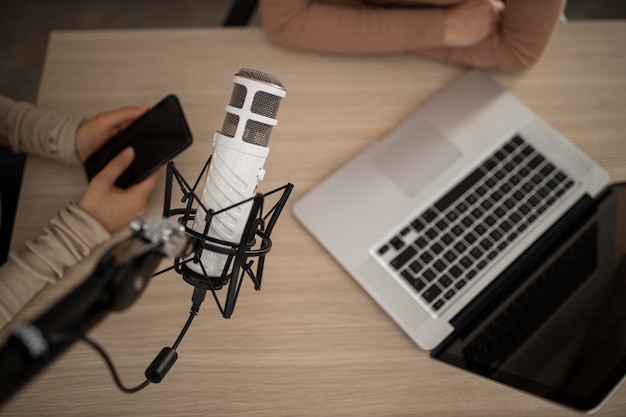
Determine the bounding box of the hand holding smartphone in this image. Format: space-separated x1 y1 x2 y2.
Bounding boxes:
85 94 193 189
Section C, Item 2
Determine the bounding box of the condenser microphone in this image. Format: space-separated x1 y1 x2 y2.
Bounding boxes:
186 68 286 279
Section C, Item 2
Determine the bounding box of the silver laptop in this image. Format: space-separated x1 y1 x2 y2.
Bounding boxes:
293 70 609 351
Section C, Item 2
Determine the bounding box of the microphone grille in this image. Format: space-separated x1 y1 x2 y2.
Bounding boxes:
229 84 247 109
236 68 285 89
251 90 281 119
243 120 273 147
221 113 239 138
221 68 286 147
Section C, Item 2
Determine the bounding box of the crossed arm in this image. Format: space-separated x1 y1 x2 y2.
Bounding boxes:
259 0 567 72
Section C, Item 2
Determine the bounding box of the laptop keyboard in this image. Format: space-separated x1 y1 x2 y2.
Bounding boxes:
376 135 575 314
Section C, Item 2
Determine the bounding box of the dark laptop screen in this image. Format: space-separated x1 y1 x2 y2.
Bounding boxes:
432 183 626 412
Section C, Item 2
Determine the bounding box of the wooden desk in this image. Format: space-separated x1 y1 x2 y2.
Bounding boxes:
2 23 626 416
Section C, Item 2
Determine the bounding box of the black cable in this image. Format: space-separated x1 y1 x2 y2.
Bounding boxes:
79 288 205 393
80 335 151 394
173 309 196 350
173 287 205 349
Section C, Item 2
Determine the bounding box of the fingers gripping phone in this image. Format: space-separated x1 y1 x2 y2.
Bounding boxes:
85 94 193 189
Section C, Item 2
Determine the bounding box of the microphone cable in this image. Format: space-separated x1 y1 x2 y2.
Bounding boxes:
79 335 151 394
79 287 207 394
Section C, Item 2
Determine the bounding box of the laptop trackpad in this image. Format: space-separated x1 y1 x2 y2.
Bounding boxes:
372 122 461 197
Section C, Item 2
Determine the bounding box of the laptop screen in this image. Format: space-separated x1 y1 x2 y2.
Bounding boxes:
431 183 626 412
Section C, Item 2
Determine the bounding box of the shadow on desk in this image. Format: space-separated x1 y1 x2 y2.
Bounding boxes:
0 146 26 265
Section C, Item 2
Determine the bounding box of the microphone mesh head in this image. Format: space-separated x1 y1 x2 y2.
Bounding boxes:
221 68 285 147
251 91 281 119
236 68 285 89
244 120 273 147
229 84 247 109
221 113 239 138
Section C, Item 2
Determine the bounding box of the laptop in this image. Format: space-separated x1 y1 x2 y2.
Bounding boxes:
294 70 626 412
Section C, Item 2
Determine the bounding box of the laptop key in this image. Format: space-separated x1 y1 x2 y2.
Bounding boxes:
460 256 473 268
541 163 556 176
390 237 404 250
433 260 447 272
409 260 423 273
528 155 545 169
449 265 463 278
402 270 426 292
423 269 437 282
401 269 414 282
431 242 444 254
420 252 434 264
390 246 417 270
422 284 442 303
444 251 457 263
412 240 427 254
521 144 534 156
512 135 525 147
411 218 426 231
438 275 453 288
422 209 437 223
413 278 426 292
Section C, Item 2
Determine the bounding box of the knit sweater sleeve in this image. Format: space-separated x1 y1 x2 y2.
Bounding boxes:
414 0 567 72
0 95 110 329
259 0 446 54
259 0 566 72
0 202 110 328
0 94 82 165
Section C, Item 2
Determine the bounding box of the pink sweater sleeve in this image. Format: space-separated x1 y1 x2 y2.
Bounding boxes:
259 0 446 53
416 0 567 72
259 0 566 72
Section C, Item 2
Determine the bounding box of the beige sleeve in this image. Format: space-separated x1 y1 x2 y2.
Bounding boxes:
0 94 83 165
0 202 110 329
1 94 111 329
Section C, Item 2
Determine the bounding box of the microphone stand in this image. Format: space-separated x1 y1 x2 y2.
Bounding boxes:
0 217 188 404
0 160 294 405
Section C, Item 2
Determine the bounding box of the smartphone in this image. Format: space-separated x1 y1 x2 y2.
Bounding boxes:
85 94 193 189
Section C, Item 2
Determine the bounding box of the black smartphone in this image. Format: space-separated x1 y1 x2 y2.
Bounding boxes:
84 94 193 189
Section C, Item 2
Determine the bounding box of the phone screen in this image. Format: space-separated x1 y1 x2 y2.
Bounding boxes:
85 94 193 189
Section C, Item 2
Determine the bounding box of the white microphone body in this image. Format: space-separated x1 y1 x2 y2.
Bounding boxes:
187 69 286 278
188 133 267 277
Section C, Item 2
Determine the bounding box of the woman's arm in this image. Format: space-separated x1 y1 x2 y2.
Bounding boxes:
259 0 447 53
0 94 83 165
0 97 157 329
413 0 567 71
0 202 110 329
259 0 565 72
